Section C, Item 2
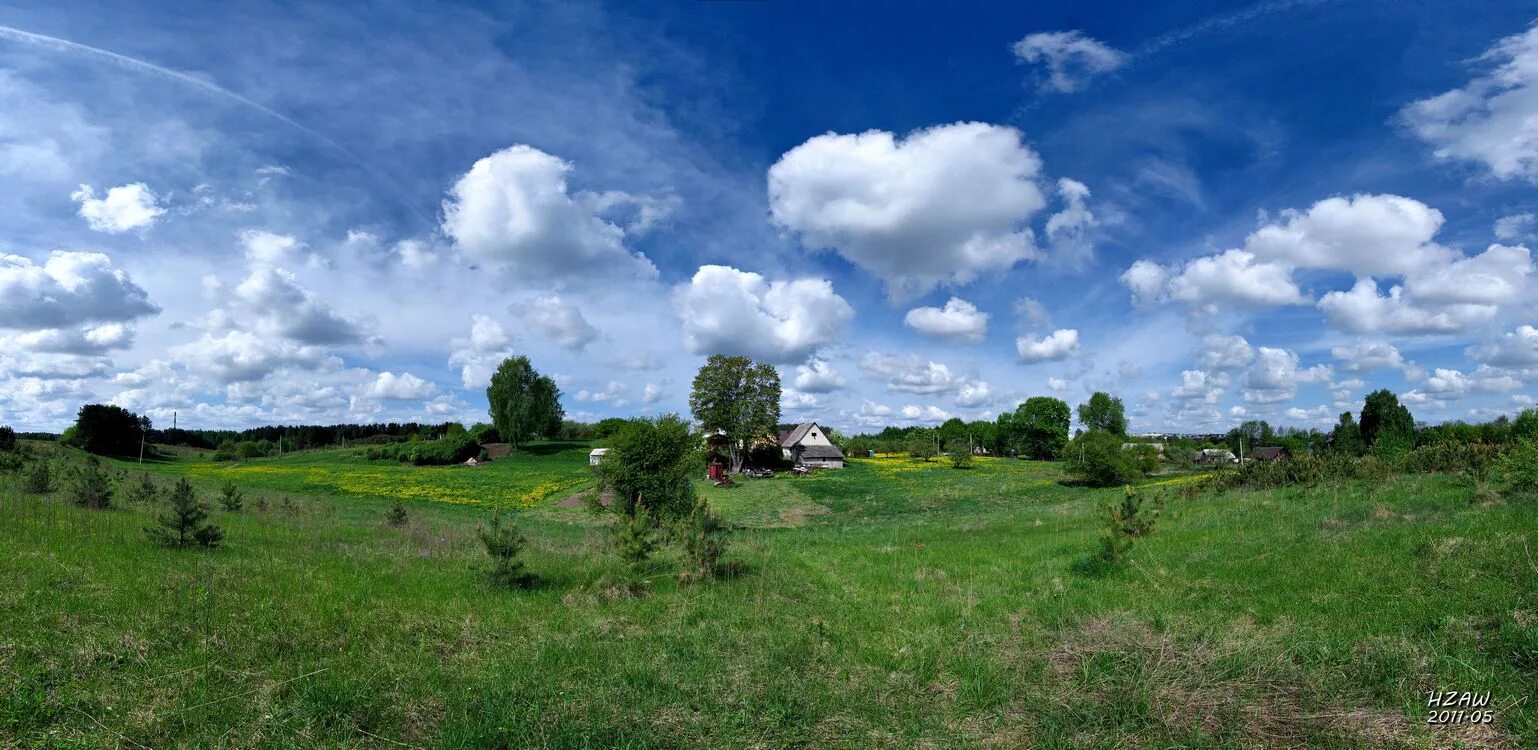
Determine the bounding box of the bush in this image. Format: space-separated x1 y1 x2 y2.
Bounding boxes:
477 511 533 588
615 507 659 571
219 481 244 511
146 478 224 548
409 432 480 465
1095 485 1161 567
23 460 53 494
360 432 480 465
949 450 973 469
352 434 406 446
1064 431 1139 487
385 500 408 527
71 459 113 509
0 426 15 453
597 415 699 523
469 423 502 445
907 434 936 461
213 440 239 462
1495 438 1538 494
1130 444 1161 475
125 472 159 504
674 495 729 582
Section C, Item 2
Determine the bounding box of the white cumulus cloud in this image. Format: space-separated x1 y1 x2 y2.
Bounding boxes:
1016 328 1080 363
673 265 853 364
793 358 846 393
768 122 1049 294
859 352 962 394
521 295 599 351
903 297 989 343
0 251 159 330
365 371 437 400
71 183 165 233
441 145 657 280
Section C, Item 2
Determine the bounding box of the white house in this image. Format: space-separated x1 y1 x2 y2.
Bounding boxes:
588 448 608 466
778 422 846 469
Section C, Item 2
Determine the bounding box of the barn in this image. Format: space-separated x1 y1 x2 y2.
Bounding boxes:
778 422 846 469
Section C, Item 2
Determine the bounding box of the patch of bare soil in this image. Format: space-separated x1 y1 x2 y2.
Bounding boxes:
556 488 613 508
777 504 831 527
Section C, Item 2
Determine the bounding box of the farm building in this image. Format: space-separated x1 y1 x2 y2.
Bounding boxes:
1249 446 1289 462
1193 448 1238 465
778 422 846 469
588 448 608 466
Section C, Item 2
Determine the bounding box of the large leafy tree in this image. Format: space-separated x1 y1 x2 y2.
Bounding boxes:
994 410 1019 455
937 418 968 453
486 356 564 451
70 404 146 457
689 355 781 472
1226 420 1274 456
1016 397 1071 459
1359 389 1414 450
965 420 997 455
1076 392 1128 436
1331 412 1365 456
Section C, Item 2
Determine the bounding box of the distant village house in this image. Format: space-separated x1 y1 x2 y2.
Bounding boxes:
778 422 846 469
1193 448 1238 465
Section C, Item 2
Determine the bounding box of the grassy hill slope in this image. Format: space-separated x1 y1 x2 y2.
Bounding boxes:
1 448 1533 748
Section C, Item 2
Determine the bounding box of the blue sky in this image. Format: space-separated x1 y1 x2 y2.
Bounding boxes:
2 0 1537 434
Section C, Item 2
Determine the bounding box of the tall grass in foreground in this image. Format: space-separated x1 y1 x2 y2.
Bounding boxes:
0 451 1534 748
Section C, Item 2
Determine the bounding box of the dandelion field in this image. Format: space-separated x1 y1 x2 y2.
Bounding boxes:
126 442 597 510
2 445 1536 748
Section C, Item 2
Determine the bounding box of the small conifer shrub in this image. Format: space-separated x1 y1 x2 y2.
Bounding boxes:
23 460 53 494
674 495 729 582
385 500 408 527
71 459 113 509
218 480 244 512
477 511 533 588
125 472 159 504
146 478 224 548
1095 485 1161 567
615 506 658 571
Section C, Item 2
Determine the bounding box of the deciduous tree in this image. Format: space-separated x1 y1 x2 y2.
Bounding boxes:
69 404 146 457
1359 389 1413 450
689 355 780 473
486 356 564 451
1017 397 1070 459
1077 392 1128 436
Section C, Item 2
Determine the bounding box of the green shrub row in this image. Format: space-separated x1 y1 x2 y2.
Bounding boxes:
1198 440 1530 494
360 432 481 465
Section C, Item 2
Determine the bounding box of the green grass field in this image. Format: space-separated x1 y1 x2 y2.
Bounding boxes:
2 445 1535 748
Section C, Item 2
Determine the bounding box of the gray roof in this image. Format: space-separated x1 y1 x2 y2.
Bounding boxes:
779 422 816 447
794 444 845 460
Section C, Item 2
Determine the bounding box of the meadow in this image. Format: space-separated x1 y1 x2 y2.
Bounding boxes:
2 444 1535 748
